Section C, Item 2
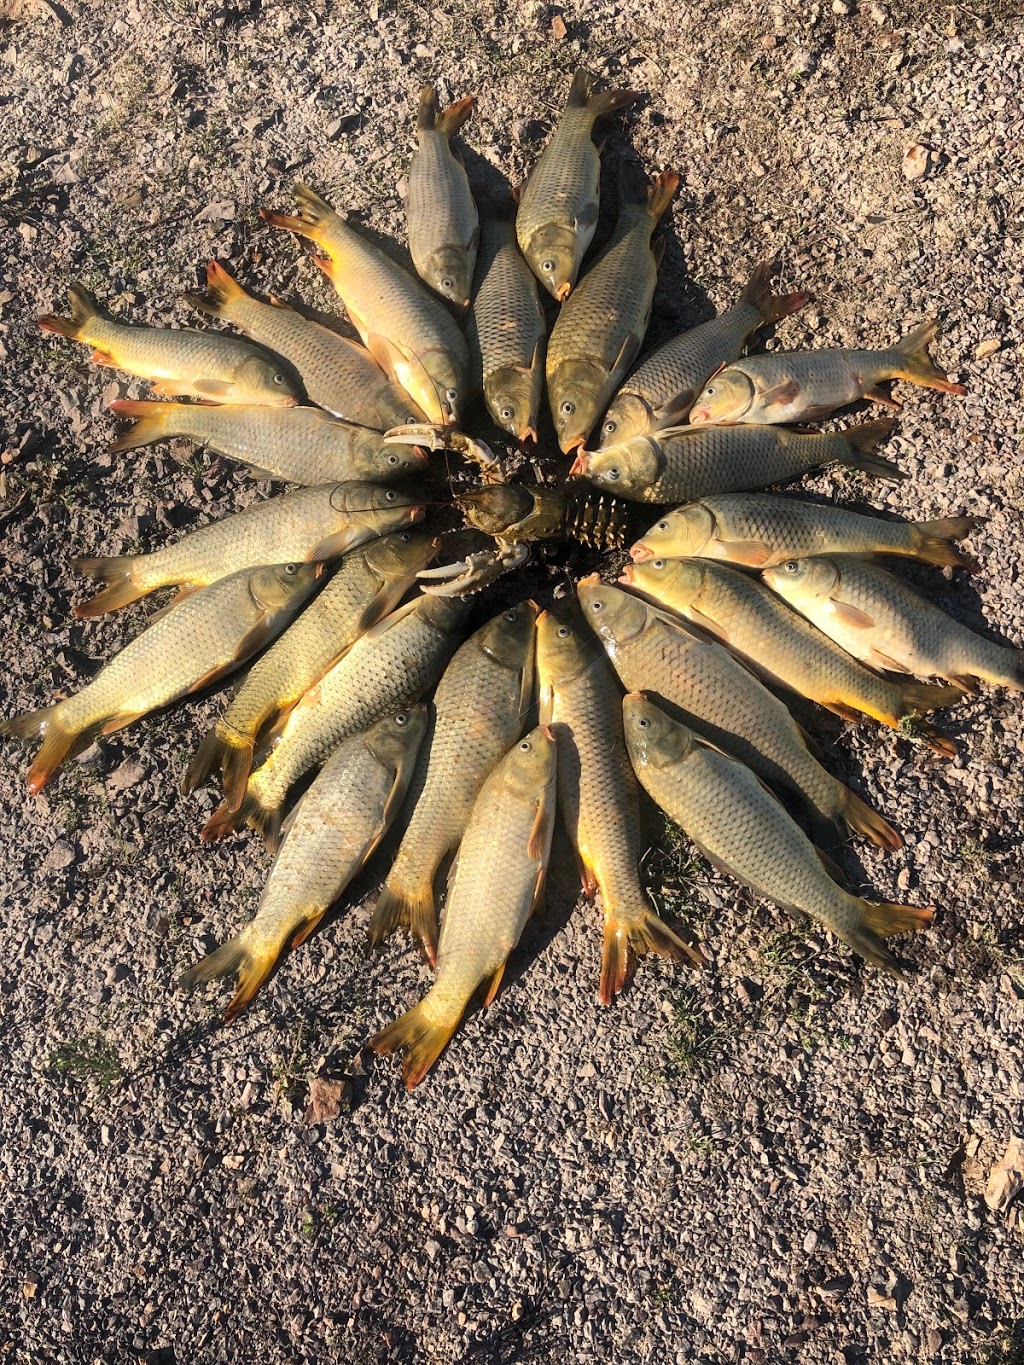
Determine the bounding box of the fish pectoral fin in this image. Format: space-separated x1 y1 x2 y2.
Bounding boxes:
290 905 331 948
864 385 901 411
192 377 235 399
354 582 401 635
481 961 507 1008
755 378 801 409
150 379 196 398
527 798 555 861
230 619 278 665
868 646 908 674
830 599 877 629
574 201 599 233
652 390 695 428
820 698 866 723
611 332 643 381
363 595 422 640
814 845 848 888
684 605 728 642
716 539 773 567
652 237 667 268
574 845 599 899
187 660 237 695
90 347 116 366
365 333 439 415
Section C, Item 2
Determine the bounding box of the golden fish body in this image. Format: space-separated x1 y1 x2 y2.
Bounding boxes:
262 185 469 425
2 562 320 795
536 604 702 1002
72 482 423 617
369 601 537 964
183 529 439 806
370 724 557 1089
622 695 933 974
622 557 961 747
108 398 427 485
407 86 479 310
38 284 303 405
596 259 808 446
184 261 423 428
577 577 900 850
547 167 678 453
630 493 981 572
516 69 639 301
181 706 428 1020
764 555 1024 693
204 594 470 849
689 319 966 424
467 215 546 442
575 417 900 503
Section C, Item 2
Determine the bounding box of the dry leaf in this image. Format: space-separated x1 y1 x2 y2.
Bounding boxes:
975 337 1001 361
902 143 934 180
302 1077 348 1125
985 1135 1024 1213
551 13 567 39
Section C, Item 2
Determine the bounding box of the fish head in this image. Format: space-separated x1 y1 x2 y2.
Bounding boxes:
364 529 441 583
249 560 322 611
621 692 693 769
455 484 535 537
331 482 423 535
577 438 661 495
524 223 580 302
423 247 474 313
620 555 703 605
630 503 714 562
536 602 596 691
689 368 754 424
235 352 304 406
479 599 539 670
549 358 608 454
595 392 654 449
484 365 542 444
763 555 838 602
365 703 430 768
577 574 649 648
504 723 558 800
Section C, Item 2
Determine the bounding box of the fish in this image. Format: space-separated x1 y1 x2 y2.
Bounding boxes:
536 604 704 1002
630 493 983 571
72 481 423 617
368 601 537 965
183 260 424 428
181 706 428 1021
547 165 679 453
689 319 966 425
573 417 902 503
107 398 428 486
369 724 557 1089
183 530 439 807
38 283 303 405
465 211 546 442
622 694 934 975
201 594 470 850
763 555 1024 693
516 69 639 301
406 85 479 310
596 259 808 447
262 184 469 425
621 557 962 753
576 576 901 850
1 562 320 794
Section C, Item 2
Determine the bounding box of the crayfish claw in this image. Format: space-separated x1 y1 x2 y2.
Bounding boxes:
417 543 531 596
383 425 507 482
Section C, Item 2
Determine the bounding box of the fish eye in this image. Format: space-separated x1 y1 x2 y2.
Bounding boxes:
519 739 532 752
603 419 616 435
386 453 400 465
399 532 412 542
784 560 799 573
542 258 556 273
705 386 715 397
607 467 619 481
445 387 459 403
396 713 409 725
499 405 514 422
560 400 575 416
653 558 666 569
638 717 650 729
441 276 454 291
384 490 398 502
284 563 298 575
557 625 570 638
273 372 286 385
591 599 603 612
504 609 517 622
657 521 668 531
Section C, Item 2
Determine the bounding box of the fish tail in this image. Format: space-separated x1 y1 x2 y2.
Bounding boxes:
892 319 966 396
182 723 255 808
419 84 474 137
260 183 338 243
837 418 906 480
202 787 282 850
367 880 439 967
184 259 247 319
70 556 144 617
841 899 935 976
1 704 96 795
369 996 456 1090
899 680 965 716
838 787 903 852
38 282 101 341
568 68 640 118
107 399 177 453
911 516 985 572
179 926 279 1023
600 906 706 1006
646 169 680 223
740 259 809 325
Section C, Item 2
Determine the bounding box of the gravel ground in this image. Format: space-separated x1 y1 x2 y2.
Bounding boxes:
2 1 1023 1361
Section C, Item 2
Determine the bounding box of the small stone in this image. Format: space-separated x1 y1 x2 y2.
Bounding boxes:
302 1078 348 1126
902 143 935 180
985 1135 1024 1213
831 0 851 14
550 13 567 40
867 1287 897 1309
974 337 1001 360
42 839 75 873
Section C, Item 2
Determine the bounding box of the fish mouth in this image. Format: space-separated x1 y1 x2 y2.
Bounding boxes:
555 281 571 302
281 395 301 407
411 446 430 465
519 425 538 445
617 566 635 585
568 452 589 477
629 543 652 563
688 406 710 424
408 505 427 523
560 434 585 456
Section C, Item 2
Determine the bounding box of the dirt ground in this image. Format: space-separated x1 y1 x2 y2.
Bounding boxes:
1 0 1023 1361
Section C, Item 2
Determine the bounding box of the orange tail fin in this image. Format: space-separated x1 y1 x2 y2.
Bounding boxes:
182 723 255 810
841 899 935 978
740 259 809 326
1 704 98 795
180 928 280 1023
367 881 439 967
838 787 902 852
910 516 984 572
837 418 904 481
893 319 966 396
600 906 706 1006
71 555 146 617
38 282 101 341
369 996 457 1090
108 399 178 453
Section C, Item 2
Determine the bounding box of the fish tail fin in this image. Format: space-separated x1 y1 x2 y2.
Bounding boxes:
367 880 439 967
202 786 282 850
892 319 966 396
838 787 903 852
38 282 101 340
569 68 640 118
260 183 338 243
837 418 906 480
899 680 965 716
70 556 144 617
426 86 475 137
369 996 456 1089
183 260 246 320
842 899 935 977
108 398 177 453
180 926 280 1023
600 906 706 1006
740 259 809 325
1 704 92 794
646 169 680 223
911 516 984 572
182 723 255 808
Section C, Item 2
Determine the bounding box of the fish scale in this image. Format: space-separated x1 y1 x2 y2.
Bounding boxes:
620 302 761 410
407 87 478 308
516 102 602 243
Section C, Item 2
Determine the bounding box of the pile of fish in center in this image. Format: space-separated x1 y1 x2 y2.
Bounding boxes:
5 73 1018 1090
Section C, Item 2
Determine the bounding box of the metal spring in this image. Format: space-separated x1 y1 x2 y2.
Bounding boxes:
563 488 632 551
